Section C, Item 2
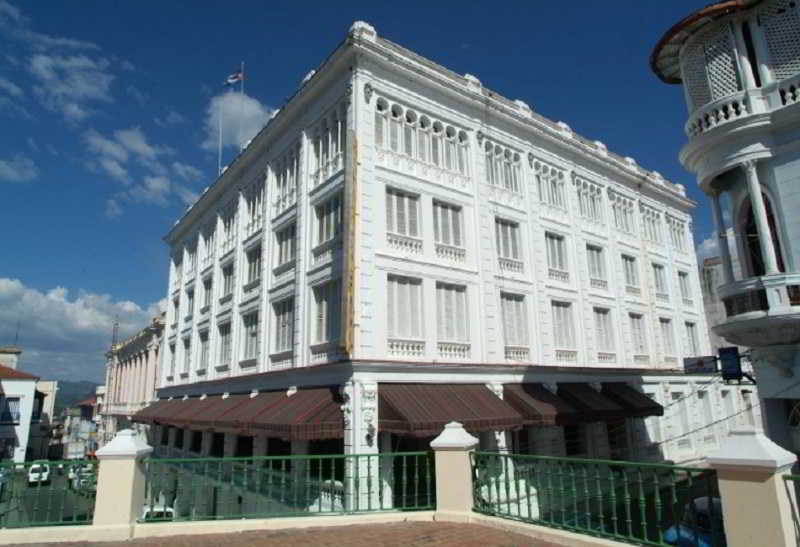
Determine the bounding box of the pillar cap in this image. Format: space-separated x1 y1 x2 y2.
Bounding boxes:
707 426 797 472
430 421 479 450
96 429 153 460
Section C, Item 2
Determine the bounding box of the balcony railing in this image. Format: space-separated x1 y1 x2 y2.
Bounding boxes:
435 242 466 262
388 338 425 358
685 90 749 137
719 273 800 319
499 257 524 275
548 268 569 283
438 341 470 360
504 346 530 361
386 232 422 254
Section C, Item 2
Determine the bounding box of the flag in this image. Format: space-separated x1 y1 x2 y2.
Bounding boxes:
225 71 244 85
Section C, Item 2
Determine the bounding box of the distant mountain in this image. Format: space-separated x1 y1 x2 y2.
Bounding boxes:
52 380 98 416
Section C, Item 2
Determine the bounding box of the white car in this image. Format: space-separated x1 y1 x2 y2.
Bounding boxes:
140 504 174 521
27 462 50 486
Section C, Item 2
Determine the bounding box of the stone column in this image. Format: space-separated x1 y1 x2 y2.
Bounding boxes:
732 22 757 89
710 191 735 284
707 427 797 547
749 16 775 86
93 429 153 530
742 160 780 275
430 421 479 519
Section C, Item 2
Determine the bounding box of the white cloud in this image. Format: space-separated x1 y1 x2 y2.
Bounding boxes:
173 184 199 206
126 84 147 105
0 277 161 381
128 175 171 206
202 91 274 152
29 54 114 121
84 128 128 163
105 198 122 218
114 126 161 161
97 157 129 183
154 109 185 127
0 0 21 23
0 77 23 98
26 136 38 152
0 154 38 182
172 161 203 182
696 232 719 264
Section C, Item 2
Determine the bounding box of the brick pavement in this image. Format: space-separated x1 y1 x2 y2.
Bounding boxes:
15 522 560 547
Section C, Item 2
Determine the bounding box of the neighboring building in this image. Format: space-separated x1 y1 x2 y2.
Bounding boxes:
102 314 164 443
28 379 59 460
0 346 47 463
135 21 756 469
652 1 799 450
63 395 99 459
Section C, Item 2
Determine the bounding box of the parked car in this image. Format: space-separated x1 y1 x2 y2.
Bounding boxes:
663 496 725 547
140 504 174 521
27 462 50 486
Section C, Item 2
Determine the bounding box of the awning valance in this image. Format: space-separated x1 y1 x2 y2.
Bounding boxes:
557 383 627 422
132 398 184 424
379 383 524 438
504 384 581 426
601 383 663 418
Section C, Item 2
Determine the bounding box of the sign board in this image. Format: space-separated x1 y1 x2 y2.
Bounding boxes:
719 346 743 381
683 356 717 374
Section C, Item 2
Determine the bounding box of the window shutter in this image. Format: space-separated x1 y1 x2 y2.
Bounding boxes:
385 191 394 234
387 278 396 337
409 281 420 338
404 125 413 156
455 288 467 341
452 208 461 247
418 131 428 162
396 193 406 235
436 285 445 339
316 288 325 343
431 135 440 166
398 280 409 337
433 203 440 243
408 196 418 237
441 206 451 245
510 225 519 259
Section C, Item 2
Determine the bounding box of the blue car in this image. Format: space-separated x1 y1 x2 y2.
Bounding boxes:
664 497 726 547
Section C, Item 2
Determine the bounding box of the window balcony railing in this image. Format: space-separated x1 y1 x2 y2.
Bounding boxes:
310 151 344 188
548 268 569 283
312 238 343 267
633 354 650 365
685 89 750 137
435 242 466 263
387 232 423 254
626 285 641 296
272 260 295 286
555 349 577 363
388 338 425 358
499 257 524 275
0 411 20 424
273 190 297 216
375 146 470 191
656 292 669 302
437 341 470 360
244 215 263 239
719 273 800 320
683 297 694 307
504 345 530 361
590 278 607 290
597 351 616 364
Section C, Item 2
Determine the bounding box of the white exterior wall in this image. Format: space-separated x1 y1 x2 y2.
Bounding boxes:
0 378 36 463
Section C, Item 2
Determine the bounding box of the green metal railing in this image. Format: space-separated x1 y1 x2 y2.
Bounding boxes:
0 459 97 528
472 452 721 546
141 451 434 522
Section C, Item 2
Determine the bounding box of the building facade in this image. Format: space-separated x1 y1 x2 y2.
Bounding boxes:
652 0 800 450
101 314 164 443
0 346 46 463
136 21 756 472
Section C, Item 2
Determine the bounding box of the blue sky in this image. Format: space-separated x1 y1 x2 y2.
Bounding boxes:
0 0 714 381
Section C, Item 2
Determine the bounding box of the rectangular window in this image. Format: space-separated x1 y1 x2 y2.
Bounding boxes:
242 311 260 360
190 431 203 453
629 313 647 354
433 201 462 247
185 289 194 317
187 247 196 273
652 264 668 297
182 338 191 373
199 331 209 370
247 246 262 284
0 397 20 423
622 255 639 288
534 160 565 208
685 322 699 356
210 432 225 457
671 392 692 450
222 264 234 297
678 272 691 300
546 232 568 271
660 318 675 356
495 219 520 260
203 278 213 308
218 323 232 365
385 188 419 238
274 298 294 353
316 194 342 245
172 297 180 320
387 276 423 339
564 425 587 457
501 293 528 347
586 245 605 280
437 282 468 341
276 224 296 266
314 280 341 344
551 301 575 349
168 343 176 377
160 426 170 446
174 428 184 450
576 180 603 223
594 307 614 351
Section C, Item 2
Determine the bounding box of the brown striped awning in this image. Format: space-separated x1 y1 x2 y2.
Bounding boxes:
503 384 581 426
132 398 184 424
379 383 524 438
557 383 627 422
601 383 663 418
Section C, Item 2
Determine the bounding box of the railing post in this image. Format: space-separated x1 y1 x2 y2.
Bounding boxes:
93 429 153 532
430 421 479 519
707 426 798 547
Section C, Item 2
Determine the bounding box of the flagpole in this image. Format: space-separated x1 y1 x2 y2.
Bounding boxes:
217 91 223 175
238 60 245 151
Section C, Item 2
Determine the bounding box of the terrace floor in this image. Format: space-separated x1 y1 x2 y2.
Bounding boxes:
15 521 558 546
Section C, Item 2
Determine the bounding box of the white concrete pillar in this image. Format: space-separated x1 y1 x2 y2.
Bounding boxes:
430 422 478 519
707 427 797 547
743 160 780 275
378 431 394 509
733 22 757 89
710 192 735 284
94 429 153 531
749 16 775 86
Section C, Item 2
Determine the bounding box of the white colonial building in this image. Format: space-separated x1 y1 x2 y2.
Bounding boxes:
652 0 798 450
135 21 758 468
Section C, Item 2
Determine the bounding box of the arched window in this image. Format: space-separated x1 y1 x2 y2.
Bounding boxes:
742 193 785 276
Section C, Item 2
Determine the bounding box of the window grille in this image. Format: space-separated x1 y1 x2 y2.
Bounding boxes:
495 219 521 260
593 307 614 351
198 331 209 369
586 245 605 281
386 188 419 237
316 193 342 245
681 40 712 111
436 282 468 342
182 338 191 373
242 311 260 359
704 22 740 100
501 293 528 347
276 223 296 267
222 264 234 297
247 246 262 284
433 201 463 247
622 255 639 287
545 232 568 271
551 301 575 349
314 280 341 344
387 275 423 339
629 313 648 354
660 318 675 356
685 322 699 356
218 323 232 364
274 298 294 353
759 0 800 80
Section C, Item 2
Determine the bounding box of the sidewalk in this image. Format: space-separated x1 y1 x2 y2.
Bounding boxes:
14 521 558 547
